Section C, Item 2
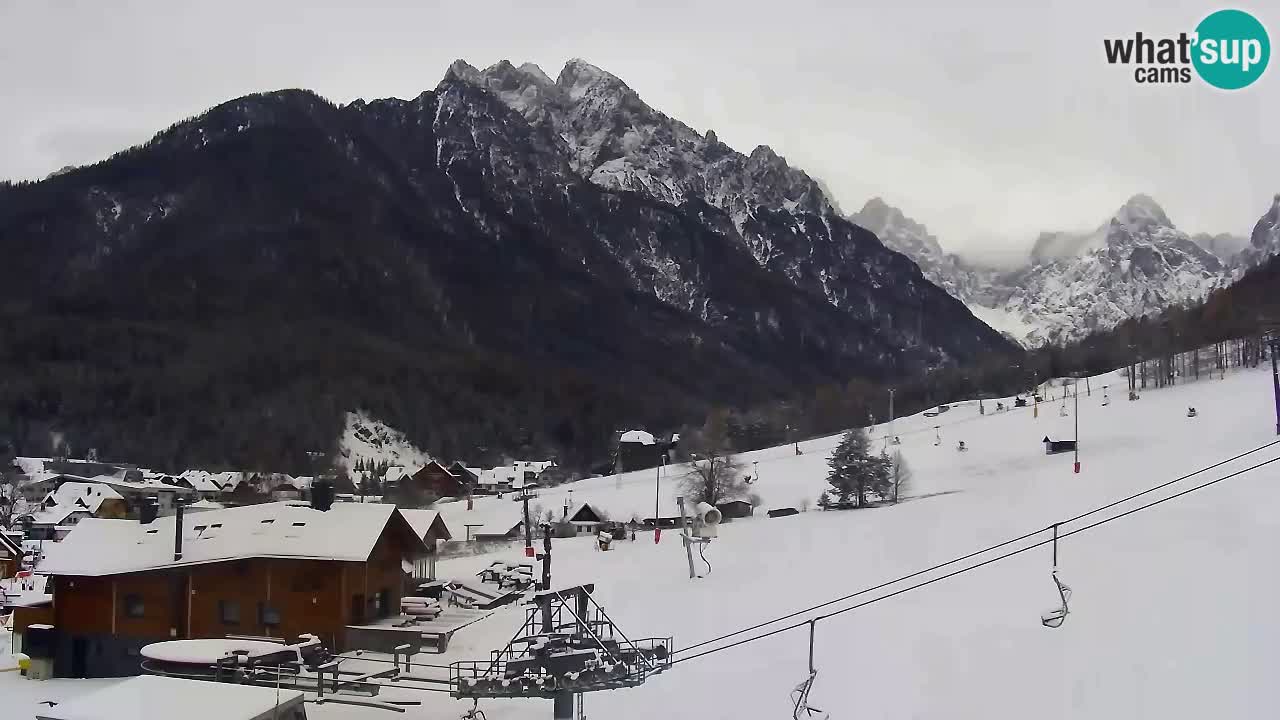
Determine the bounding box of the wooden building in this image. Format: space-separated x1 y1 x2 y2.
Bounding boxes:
409 461 469 499
33 499 428 677
615 430 669 473
715 499 754 520
567 504 604 536
0 531 22 578
399 509 452 582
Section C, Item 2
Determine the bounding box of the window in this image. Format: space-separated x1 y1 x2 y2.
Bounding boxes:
123 594 144 618
258 602 281 627
218 599 240 625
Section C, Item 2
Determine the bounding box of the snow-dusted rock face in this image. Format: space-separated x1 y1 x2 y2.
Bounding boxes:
434 58 1009 365
998 211 1227 346
855 195 1277 348
849 197 1000 306
1237 194 1280 272
453 59 831 222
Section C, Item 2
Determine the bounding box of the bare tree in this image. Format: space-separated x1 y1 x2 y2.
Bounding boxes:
799 497 812 512
890 451 913 503
681 453 746 506
679 408 747 505
0 476 35 530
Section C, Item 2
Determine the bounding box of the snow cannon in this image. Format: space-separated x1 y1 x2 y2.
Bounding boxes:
693 502 721 538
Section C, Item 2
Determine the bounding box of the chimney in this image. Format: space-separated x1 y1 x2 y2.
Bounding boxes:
311 479 334 512
140 496 159 525
174 500 185 562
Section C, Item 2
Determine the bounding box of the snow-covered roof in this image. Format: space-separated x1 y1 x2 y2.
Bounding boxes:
12 456 51 476
35 674 304 720
81 474 194 494
383 465 416 484
400 509 451 541
188 499 224 510
43 481 123 511
0 530 21 557
38 501 425 577
179 470 226 493
619 430 656 445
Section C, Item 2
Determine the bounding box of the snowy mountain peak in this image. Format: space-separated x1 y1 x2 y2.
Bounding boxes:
851 197 943 257
442 57 835 221
1240 191 1280 266
445 59 483 84
557 58 631 100
517 62 555 86
1113 193 1173 230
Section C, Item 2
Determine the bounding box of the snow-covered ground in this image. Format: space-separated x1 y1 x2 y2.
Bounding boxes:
6 365 1279 718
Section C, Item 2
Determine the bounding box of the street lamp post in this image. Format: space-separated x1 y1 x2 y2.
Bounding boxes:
1073 382 1081 474
653 455 666 543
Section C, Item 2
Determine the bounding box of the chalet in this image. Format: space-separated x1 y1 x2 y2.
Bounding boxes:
409 461 469 498
79 475 199 517
18 472 88 503
382 465 414 492
177 470 231 500
221 480 272 507
615 430 668 473
566 504 605 536
715 499 755 520
30 495 428 677
399 509 453 581
448 462 480 487
23 482 129 541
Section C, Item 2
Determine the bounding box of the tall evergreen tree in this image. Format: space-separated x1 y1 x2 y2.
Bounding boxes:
826 428 891 508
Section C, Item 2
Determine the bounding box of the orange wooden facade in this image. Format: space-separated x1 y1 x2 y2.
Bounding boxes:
44 513 421 675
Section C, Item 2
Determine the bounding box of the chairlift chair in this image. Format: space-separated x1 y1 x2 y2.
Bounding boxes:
791 621 828 720
1041 571 1073 628
1041 524 1072 629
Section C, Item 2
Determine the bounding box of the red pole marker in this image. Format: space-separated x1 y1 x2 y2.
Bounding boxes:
654 527 662 543
525 545 535 558
1074 461 1081 474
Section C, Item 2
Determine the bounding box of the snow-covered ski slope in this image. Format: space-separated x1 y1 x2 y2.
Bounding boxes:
433 365 1280 719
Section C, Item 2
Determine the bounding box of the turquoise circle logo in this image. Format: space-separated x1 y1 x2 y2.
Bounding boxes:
1192 9 1270 89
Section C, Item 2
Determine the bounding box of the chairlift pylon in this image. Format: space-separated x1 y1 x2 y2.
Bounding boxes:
790 620 827 720
1041 523 1072 629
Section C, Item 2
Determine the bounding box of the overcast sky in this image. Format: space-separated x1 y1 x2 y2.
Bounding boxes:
1 0 1274 262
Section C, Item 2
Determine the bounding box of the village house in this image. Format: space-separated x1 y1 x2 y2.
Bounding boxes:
566 504 605 536
25 491 428 677
20 482 130 541
408 461 469 499
615 430 670 473
399 509 453 582
176 470 232 501
448 463 480 488
715 499 755 520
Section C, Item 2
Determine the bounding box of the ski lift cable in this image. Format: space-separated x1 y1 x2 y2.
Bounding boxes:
670 447 1280 666
674 437 1280 657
